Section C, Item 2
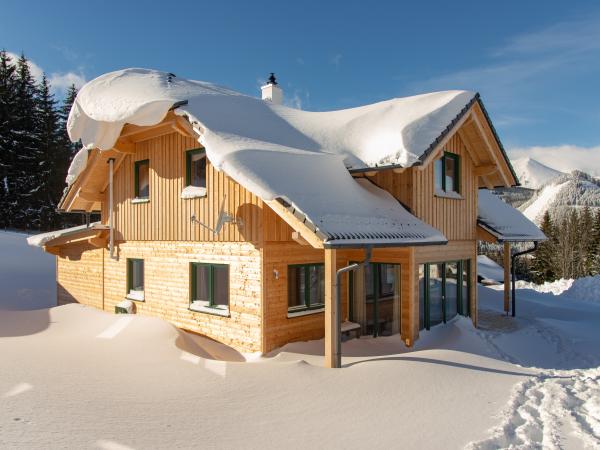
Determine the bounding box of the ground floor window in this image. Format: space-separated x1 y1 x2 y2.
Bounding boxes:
127 258 144 301
190 263 229 315
419 259 470 330
288 263 325 313
349 263 401 337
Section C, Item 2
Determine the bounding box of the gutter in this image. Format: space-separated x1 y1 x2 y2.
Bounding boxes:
332 246 372 368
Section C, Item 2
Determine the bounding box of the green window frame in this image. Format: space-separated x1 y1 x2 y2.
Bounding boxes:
419 259 470 330
190 263 229 311
288 263 325 313
134 159 150 199
434 151 460 194
185 148 207 187
127 258 144 298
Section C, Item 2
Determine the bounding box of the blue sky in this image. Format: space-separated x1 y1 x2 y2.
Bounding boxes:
2 0 599 168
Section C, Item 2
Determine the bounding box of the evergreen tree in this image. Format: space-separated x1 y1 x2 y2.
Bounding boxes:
59 83 79 157
35 74 63 228
591 209 600 275
579 206 594 275
532 210 557 282
11 53 42 229
0 50 18 229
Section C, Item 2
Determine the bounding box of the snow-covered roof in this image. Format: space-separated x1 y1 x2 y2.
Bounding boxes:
65 69 482 247
27 222 107 248
478 190 546 242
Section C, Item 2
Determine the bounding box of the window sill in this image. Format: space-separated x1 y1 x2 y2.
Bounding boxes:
126 291 145 302
132 198 150 204
434 189 463 200
181 186 207 200
189 303 230 317
287 307 325 318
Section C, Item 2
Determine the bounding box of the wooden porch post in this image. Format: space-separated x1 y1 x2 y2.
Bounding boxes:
503 241 511 314
324 248 338 368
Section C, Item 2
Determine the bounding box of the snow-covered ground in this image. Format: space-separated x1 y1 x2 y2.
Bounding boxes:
0 231 56 310
1 232 600 448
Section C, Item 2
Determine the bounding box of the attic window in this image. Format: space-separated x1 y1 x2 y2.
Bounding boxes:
186 149 207 188
434 152 460 195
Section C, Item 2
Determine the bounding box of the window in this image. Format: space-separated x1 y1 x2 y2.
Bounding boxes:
288 264 325 313
434 152 460 194
186 149 207 188
134 159 150 199
190 263 229 315
418 260 470 330
127 259 144 301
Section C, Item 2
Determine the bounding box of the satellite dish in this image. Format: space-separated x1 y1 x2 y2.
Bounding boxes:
190 195 242 235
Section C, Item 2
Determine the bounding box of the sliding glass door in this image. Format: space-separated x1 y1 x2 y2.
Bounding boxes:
350 263 401 337
419 259 471 330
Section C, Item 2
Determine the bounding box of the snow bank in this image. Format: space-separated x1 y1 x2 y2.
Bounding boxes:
478 189 546 242
65 147 89 186
513 275 600 303
67 69 466 246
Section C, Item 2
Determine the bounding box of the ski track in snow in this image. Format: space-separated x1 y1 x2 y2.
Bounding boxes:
471 312 600 449
468 368 600 450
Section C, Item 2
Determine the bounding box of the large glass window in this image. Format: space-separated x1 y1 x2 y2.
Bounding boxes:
419 259 471 330
288 264 325 313
429 264 444 326
461 259 470 317
190 263 229 314
433 151 460 194
134 159 150 199
445 262 459 321
186 149 207 188
127 258 144 301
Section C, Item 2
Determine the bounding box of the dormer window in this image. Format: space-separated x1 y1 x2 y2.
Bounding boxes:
182 148 207 199
434 151 460 195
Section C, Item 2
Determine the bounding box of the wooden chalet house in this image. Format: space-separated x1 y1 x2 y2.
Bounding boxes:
29 69 544 367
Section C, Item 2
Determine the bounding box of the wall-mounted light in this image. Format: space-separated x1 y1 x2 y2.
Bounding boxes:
273 269 279 280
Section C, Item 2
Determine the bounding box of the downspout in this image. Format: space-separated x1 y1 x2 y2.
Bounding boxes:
511 241 538 317
108 158 116 260
333 246 372 368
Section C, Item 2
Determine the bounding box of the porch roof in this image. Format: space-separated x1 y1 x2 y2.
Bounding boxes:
477 189 546 243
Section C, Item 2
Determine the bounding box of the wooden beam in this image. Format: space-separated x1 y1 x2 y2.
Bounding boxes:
291 231 310 246
324 248 338 368
78 191 105 202
364 171 377 177
481 175 494 189
173 116 198 139
477 225 498 244
392 167 407 174
474 164 497 177
504 241 511 313
113 138 136 154
88 235 108 248
265 200 324 249
44 246 61 256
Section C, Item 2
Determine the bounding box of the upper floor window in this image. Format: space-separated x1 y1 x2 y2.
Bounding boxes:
186 149 207 188
434 152 460 195
134 159 150 200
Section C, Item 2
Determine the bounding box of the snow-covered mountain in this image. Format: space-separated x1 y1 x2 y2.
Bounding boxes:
518 171 600 224
511 157 564 189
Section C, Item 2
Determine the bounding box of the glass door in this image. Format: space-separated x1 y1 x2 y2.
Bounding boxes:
350 263 401 337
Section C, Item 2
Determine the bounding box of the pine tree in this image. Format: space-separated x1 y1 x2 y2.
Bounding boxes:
35 74 64 229
591 209 600 275
579 206 594 276
0 50 18 229
59 83 79 157
531 210 557 282
11 53 42 229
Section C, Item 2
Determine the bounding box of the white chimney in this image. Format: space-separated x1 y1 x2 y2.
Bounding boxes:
261 73 283 105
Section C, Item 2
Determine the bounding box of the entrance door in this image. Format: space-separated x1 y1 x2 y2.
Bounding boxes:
350 263 401 337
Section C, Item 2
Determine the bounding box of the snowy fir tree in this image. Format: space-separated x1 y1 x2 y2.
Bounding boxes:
0 51 83 231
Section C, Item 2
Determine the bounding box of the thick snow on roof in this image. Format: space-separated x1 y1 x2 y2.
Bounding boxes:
478 190 546 242
66 69 476 246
